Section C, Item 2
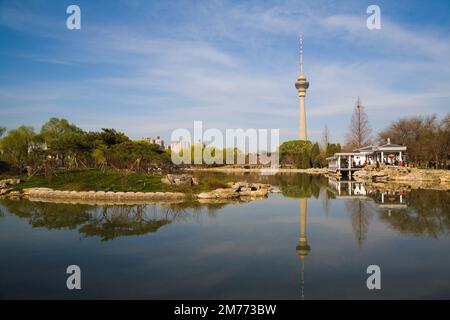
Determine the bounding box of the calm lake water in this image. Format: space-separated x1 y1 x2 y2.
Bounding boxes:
0 173 449 299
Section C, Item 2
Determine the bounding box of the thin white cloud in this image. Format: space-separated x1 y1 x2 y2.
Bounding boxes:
320 14 450 60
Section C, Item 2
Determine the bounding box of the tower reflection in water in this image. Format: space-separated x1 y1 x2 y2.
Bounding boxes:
296 197 310 300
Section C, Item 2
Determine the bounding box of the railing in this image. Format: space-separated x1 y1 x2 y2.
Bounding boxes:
327 164 338 171
328 163 365 171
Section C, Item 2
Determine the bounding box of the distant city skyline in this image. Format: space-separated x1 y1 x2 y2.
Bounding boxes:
1 0 449 145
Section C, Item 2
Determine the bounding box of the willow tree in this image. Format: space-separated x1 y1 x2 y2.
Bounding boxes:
345 98 372 150
0 125 39 171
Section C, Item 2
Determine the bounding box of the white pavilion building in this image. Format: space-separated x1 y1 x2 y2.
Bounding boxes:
327 138 407 174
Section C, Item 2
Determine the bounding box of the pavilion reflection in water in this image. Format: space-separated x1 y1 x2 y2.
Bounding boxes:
327 178 408 209
295 179 411 299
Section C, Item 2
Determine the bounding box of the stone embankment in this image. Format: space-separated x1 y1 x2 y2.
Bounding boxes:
23 188 187 202
353 165 450 190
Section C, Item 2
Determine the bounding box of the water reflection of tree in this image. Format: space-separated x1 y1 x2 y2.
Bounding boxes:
0 199 91 229
320 189 336 216
379 190 450 238
165 200 227 218
79 205 171 241
0 199 231 241
346 199 374 247
275 174 328 199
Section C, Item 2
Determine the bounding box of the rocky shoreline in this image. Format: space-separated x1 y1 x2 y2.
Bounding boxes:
352 166 450 190
2 168 448 204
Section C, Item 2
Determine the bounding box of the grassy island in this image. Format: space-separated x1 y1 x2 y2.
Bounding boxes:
6 169 239 195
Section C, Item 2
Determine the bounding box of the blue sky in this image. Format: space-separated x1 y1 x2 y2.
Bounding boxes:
1 0 449 145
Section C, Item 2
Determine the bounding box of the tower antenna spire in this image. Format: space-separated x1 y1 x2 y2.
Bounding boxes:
300 34 304 77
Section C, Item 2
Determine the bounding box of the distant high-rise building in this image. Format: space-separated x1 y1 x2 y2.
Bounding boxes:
143 136 165 149
154 136 164 148
295 35 310 141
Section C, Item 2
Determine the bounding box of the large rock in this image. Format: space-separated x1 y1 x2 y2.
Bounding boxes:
229 181 271 192
197 188 239 199
0 178 21 189
197 192 215 199
162 174 199 186
390 168 442 182
197 182 272 199
248 189 269 197
353 169 388 181
353 167 450 190
215 188 239 199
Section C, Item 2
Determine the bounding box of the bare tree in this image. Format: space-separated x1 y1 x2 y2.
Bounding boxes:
345 98 372 150
378 113 450 168
439 114 450 167
321 125 330 152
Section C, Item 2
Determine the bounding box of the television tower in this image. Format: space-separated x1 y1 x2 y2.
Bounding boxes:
295 35 310 140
